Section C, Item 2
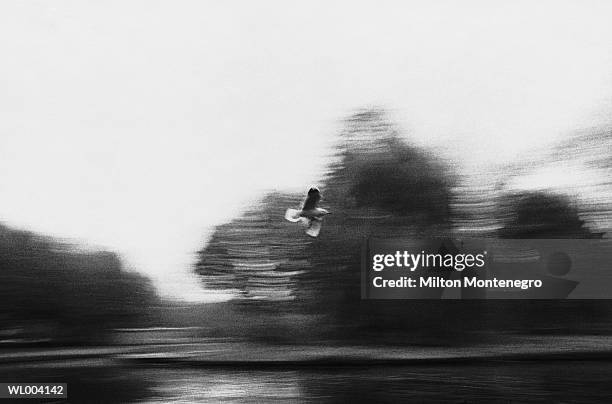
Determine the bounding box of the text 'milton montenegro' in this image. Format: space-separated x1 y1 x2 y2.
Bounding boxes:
361 238 612 299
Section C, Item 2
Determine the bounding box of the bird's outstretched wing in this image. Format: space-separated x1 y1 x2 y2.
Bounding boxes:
302 187 321 211
284 208 301 223
305 219 322 237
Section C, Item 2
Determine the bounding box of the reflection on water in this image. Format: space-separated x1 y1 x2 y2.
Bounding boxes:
141 370 302 403
137 363 612 403
3 361 612 403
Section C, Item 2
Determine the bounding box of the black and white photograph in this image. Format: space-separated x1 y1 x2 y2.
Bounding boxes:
1 1 612 402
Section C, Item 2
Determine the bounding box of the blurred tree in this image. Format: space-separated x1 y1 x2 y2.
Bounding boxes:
495 191 607 334
0 224 158 344
498 191 599 238
196 109 457 343
327 109 452 222
196 191 310 302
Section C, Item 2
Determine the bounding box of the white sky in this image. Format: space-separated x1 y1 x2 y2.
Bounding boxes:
1 0 612 300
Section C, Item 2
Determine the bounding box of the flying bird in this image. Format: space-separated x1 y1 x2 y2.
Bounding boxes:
285 187 330 237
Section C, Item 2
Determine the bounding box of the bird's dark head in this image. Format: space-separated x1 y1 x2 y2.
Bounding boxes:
308 187 320 195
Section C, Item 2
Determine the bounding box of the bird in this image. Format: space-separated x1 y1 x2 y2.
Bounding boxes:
285 187 330 237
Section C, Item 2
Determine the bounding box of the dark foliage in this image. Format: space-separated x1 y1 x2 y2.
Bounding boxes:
498 191 599 239
0 223 158 343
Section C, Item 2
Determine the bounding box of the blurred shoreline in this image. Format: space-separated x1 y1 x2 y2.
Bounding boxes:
3 334 612 367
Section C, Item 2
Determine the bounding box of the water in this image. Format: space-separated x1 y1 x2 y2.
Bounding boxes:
4 360 612 403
